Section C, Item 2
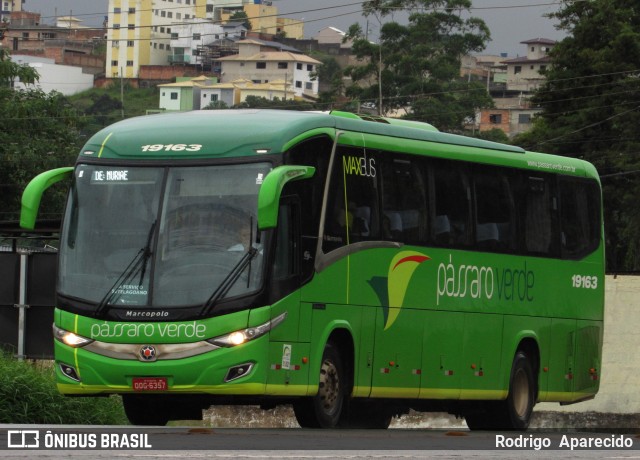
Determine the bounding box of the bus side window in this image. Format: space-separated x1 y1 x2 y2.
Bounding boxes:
524 175 557 256
322 147 380 252
380 156 428 244
559 178 600 259
322 157 348 252
431 161 472 247
473 168 517 252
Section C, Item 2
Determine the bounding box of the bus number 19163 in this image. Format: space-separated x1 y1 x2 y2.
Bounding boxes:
571 274 598 289
141 144 202 152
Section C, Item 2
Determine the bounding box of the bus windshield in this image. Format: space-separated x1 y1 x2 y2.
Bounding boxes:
59 162 271 309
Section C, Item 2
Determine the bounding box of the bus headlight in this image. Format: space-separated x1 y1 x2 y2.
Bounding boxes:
53 325 94 348
207 312 287 348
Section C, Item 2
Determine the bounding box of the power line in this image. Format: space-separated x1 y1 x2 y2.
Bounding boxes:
16 0 573 40
527 104 640 148
30 1 567 25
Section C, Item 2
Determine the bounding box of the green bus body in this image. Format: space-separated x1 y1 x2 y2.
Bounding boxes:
22 110 604 428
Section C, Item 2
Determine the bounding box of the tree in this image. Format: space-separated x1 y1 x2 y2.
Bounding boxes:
343 0 493 131
0 87 82 222
514 0 640 271
202 100 229 110
470 128 510 144
310 54 345 105
84 93 122 127
0 47 39 88
230 11 252 30
233 96 316 111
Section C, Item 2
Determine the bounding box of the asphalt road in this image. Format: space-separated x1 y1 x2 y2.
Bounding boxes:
1 426 639 459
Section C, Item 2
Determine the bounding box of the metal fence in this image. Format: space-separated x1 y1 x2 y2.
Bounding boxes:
0 234 58 359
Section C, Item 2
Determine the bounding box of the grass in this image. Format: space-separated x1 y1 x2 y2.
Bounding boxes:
0 353 128 425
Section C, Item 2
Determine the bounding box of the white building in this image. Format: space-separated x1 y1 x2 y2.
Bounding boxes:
217 41 320 99
11 55 94 95
170 19 246 68
312 27 353 48
502 38 555 92
55 16 86 29
106 0 198 78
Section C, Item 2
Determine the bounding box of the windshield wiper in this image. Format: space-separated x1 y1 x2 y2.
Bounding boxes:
199 217 258 318
199 246 257 318
95 220 156 318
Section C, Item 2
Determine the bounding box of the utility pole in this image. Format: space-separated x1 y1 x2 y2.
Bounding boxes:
486 67 491 93
378 42 383 116
120 67 124 118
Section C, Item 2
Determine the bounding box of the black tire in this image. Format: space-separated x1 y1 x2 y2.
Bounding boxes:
504 351 536 430
465 351 536 431
122 395 170 426
293 342 345 428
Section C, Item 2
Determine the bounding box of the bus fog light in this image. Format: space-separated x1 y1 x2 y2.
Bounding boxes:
59 363 81 382
225 363 254 382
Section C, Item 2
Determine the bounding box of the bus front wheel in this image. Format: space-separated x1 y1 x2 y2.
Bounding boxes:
293 342 345 428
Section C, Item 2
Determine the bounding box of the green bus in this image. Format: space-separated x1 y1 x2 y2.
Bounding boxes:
21 110 604 429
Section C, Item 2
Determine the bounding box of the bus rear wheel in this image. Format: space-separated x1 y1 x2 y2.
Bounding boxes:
293 342 345 428
465 351 535 430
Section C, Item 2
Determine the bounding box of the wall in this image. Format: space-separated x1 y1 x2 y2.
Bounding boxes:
139 65 201 82
12 55 94 95
478 109 510 133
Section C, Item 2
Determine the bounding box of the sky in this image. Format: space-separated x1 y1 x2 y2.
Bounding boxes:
22 0 566 57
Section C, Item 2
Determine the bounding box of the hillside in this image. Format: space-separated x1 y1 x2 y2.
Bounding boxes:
68 84 160 138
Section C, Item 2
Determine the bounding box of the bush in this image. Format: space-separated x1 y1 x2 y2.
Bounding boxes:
0 354 127 424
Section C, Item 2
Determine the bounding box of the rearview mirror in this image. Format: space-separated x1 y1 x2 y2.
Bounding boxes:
20 167 74 230
257 165 315 230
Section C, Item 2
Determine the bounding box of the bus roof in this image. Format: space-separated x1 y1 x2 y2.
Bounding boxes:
79 110 598 179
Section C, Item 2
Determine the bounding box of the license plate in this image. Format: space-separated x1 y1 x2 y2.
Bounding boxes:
132 377 167 391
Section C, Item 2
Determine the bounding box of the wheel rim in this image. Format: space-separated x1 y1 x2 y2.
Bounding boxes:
512 367 530 418
318 357 340 415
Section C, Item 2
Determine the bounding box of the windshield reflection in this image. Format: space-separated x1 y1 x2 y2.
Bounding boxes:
59 163 270 309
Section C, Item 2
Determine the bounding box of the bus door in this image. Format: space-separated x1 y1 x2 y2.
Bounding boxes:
266 199 311 395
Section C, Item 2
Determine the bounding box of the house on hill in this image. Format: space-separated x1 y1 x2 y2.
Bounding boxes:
217 40 320 99
312 27 353 49
502 38 555 92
